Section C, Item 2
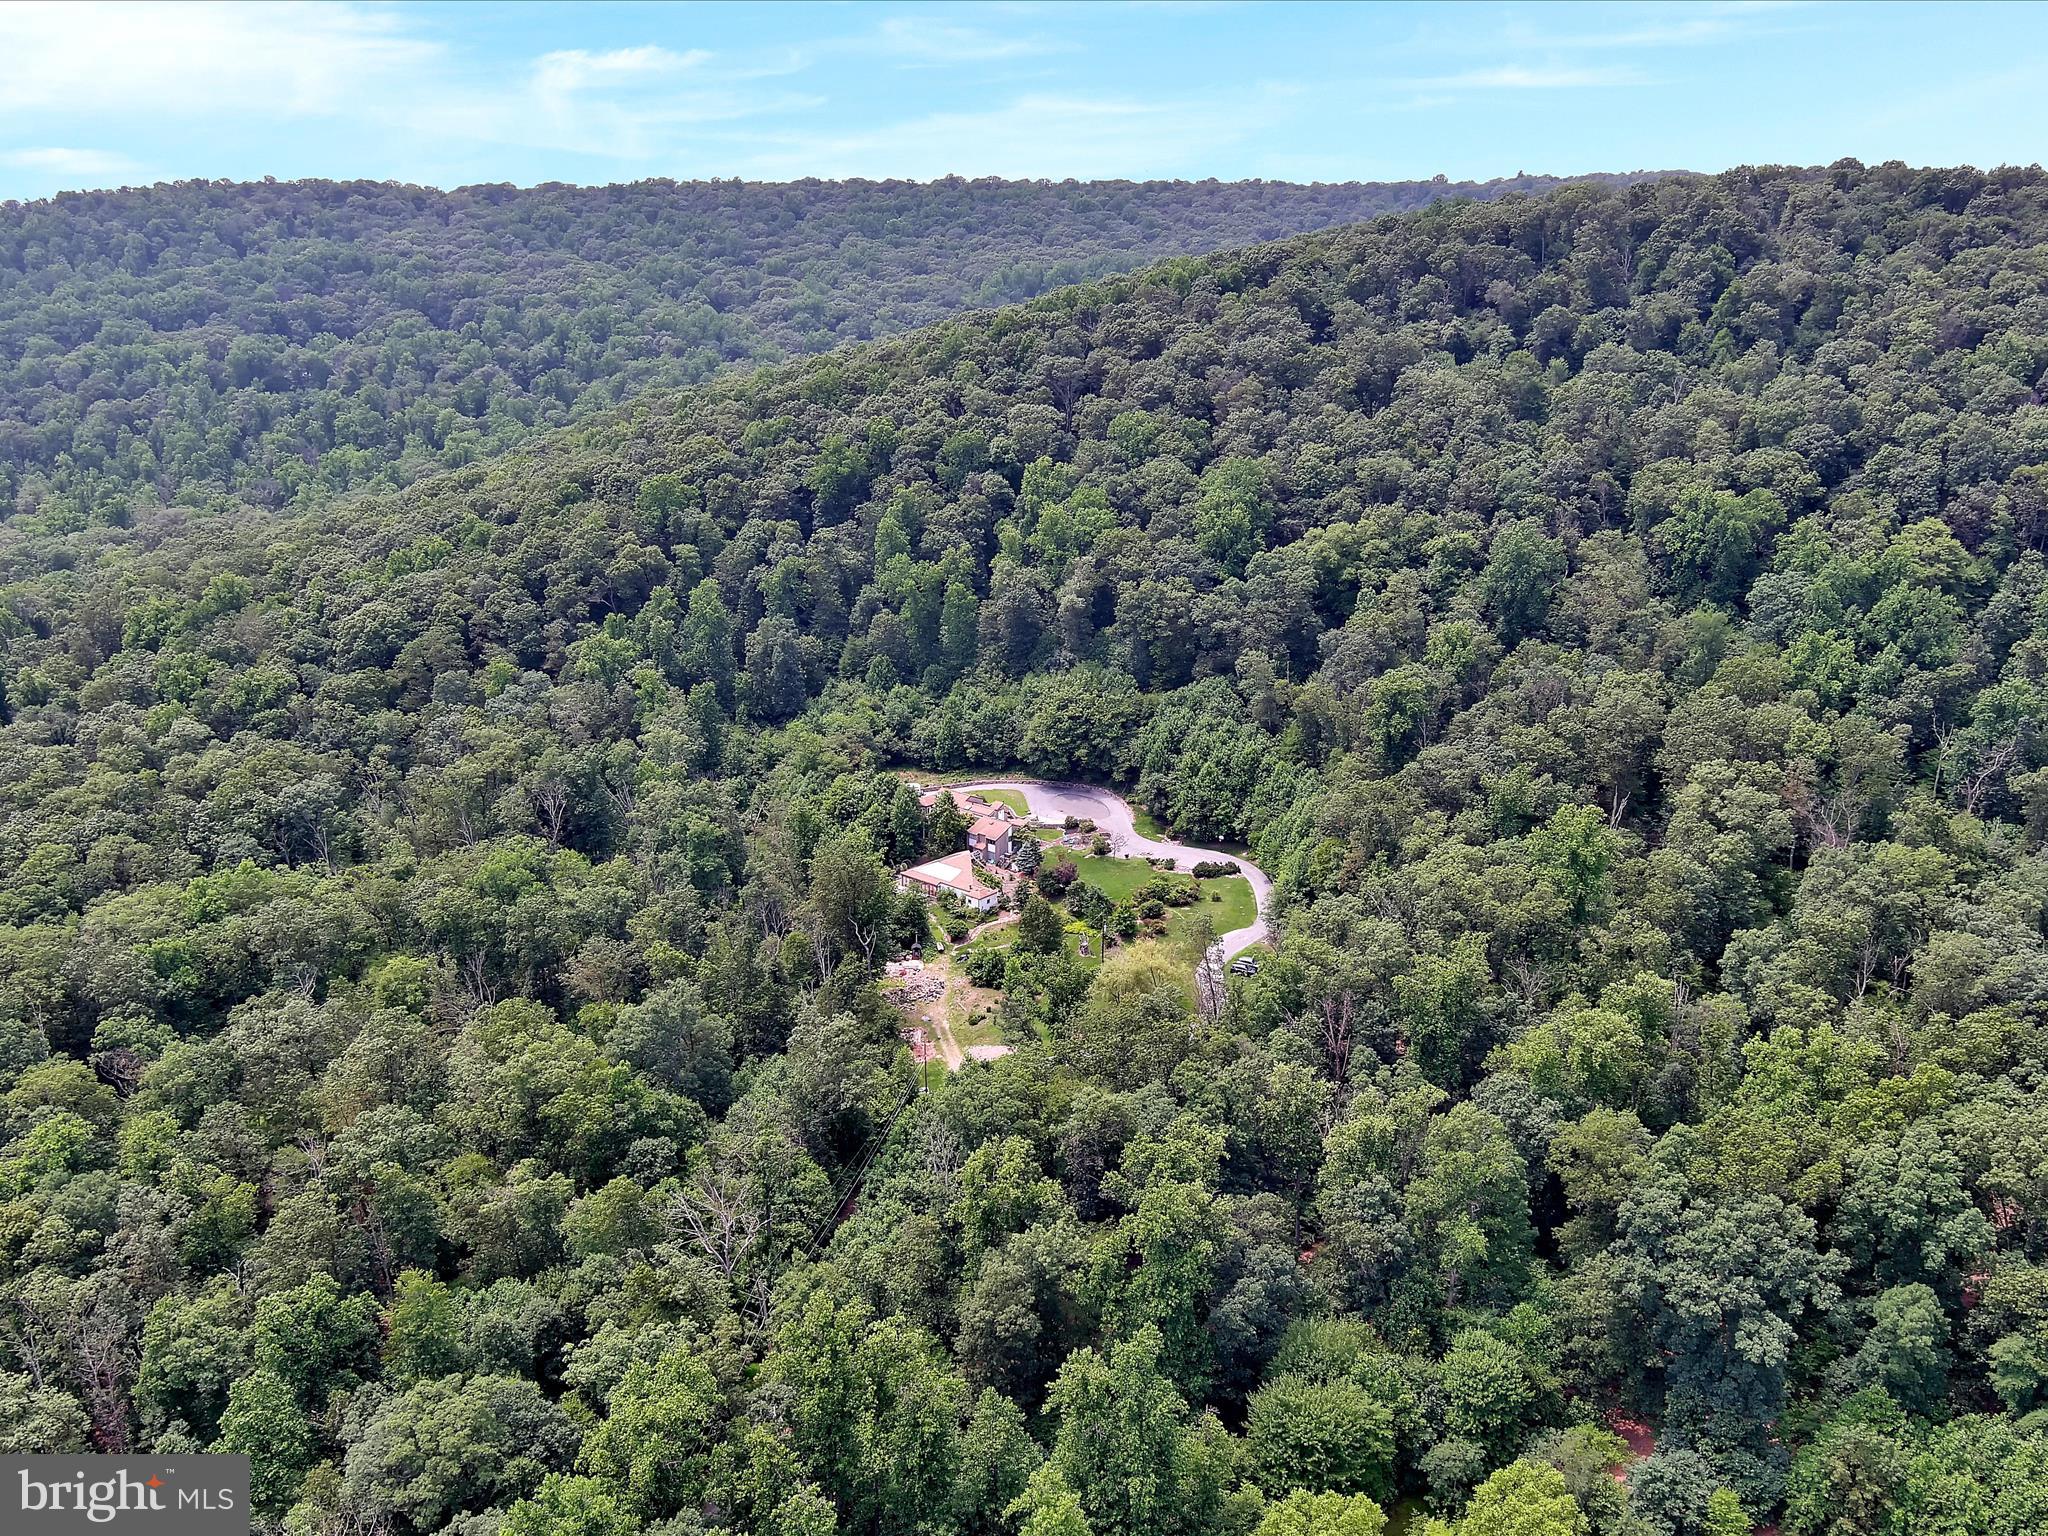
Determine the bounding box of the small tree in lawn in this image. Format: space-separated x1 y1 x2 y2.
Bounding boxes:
1019 893 1065 955
1070 881 1113 929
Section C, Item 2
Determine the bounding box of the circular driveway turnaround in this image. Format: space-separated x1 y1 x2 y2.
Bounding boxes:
950 780 1272 961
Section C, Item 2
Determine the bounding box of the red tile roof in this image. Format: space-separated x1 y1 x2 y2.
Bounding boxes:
900 851 996 902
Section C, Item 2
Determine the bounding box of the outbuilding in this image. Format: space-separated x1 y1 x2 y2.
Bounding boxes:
896 851 1000 913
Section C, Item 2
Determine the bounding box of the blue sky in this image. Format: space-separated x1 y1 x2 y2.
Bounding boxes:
2 1 2044 200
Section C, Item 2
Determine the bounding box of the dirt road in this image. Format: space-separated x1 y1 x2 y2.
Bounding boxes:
927 1008 965 1071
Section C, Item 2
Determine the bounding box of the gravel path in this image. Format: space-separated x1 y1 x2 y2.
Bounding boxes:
952 780 1273 961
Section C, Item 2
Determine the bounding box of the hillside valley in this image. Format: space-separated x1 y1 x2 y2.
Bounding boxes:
0 171 1654 520
5 161 2048 1536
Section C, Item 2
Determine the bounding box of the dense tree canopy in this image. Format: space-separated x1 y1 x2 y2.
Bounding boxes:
0 171 1635 518
6 159 2048 1535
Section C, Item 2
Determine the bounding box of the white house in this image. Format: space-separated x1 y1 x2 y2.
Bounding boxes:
897 851 1000 913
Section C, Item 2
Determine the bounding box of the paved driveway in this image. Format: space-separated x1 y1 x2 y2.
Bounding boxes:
953 780 1272 960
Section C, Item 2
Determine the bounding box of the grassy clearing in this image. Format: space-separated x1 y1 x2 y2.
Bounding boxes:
1058 854 1258 961
959 920 1100 970
1064 925 1106 968
979 787 1028 816
1131 805 1170 839
1153 875 1256 960
892 767 982 787
963 924 1017 954
1071 853 1175 902
950 863 1254 1015
952 1011 1008 1052
1065 856 1253 928
1189 874 1256 936
915 949 1014 1065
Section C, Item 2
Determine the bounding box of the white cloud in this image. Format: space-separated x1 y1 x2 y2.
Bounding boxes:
1404 64 1646 91
501 42 810 160
1383 2 1808 102
0 1 438 117
0 2 1238 189
866 16 1065 66
1537 1 1812 51
0 3 811 178
530 44 713 97
0 5 1106 182
0 146 143 180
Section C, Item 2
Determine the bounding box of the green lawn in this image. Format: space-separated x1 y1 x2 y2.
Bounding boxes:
980 787 1028 816
953 1012 1008 1051
1185 875 1256 937
1072 853 1177 902
960 861 1254 981
1131 805 1170 839
1152 875 1256 959
1065 924 1107 968
1061 856 1256 959
960 920 1101 969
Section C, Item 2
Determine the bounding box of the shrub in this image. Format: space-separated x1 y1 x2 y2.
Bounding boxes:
962 947 1006 988
1037 862 1079 899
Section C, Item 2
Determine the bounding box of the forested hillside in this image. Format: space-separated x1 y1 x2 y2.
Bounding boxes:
9 160 2048 1536
0 172 1629 519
